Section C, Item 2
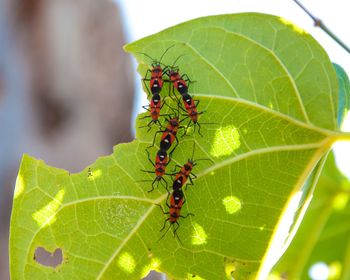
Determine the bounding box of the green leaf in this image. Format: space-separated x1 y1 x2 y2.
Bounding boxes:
10 13 349 280
271 152 350 280
270 64 350 280
333 63 350 127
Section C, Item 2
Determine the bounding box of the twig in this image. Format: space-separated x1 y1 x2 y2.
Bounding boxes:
293 0 350 54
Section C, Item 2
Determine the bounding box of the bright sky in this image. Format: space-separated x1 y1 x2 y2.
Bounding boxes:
117 0 350 74
115 1 350 277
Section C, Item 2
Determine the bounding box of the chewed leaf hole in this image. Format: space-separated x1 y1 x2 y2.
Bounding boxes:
34 247 63 268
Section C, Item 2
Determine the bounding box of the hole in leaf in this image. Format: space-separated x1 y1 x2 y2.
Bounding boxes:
34 247 63 268
142 270 164 280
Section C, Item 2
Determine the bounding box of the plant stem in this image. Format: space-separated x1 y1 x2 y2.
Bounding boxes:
333 131 350 142
292 0 350 54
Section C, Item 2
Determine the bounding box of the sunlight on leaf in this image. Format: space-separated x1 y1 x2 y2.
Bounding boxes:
117 252 136 274
222 196 242 214
277 17 309 35
32 189 65 227
87 168 103 180
141 258 161 278
191 223 208 245
14 173 24 199
332 192 349 211
329 261 342 279
210 125 241 158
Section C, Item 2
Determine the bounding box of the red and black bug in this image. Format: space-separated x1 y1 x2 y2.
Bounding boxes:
172 173 187 191
179 92 205 136
139 45 174 96
138 46 174 129
167 66 191 96
172 142 213 190
156 115 184 156
140 149 170 192
149 106 184 155
157 188 193 243
159 116 181 153
166 58 206 136
139 93 165 131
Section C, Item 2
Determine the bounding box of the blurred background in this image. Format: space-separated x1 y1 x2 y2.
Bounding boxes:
0 0 349 279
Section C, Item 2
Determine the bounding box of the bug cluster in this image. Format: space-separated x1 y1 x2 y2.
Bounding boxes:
138 46 212 243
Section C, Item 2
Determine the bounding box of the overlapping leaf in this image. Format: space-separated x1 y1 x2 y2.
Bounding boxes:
334 63 350 127
10 13 348 280
271 64 350 280
271 152 350 280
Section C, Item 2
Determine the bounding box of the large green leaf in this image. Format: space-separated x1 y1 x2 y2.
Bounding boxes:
10 13 350 280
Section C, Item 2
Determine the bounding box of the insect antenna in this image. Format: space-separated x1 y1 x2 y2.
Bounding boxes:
137 52 156 63
159 44 175 64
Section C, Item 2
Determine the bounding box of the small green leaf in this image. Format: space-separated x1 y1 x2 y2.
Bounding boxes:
10 13 349 280
333 63 350 127
271 152 350 280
